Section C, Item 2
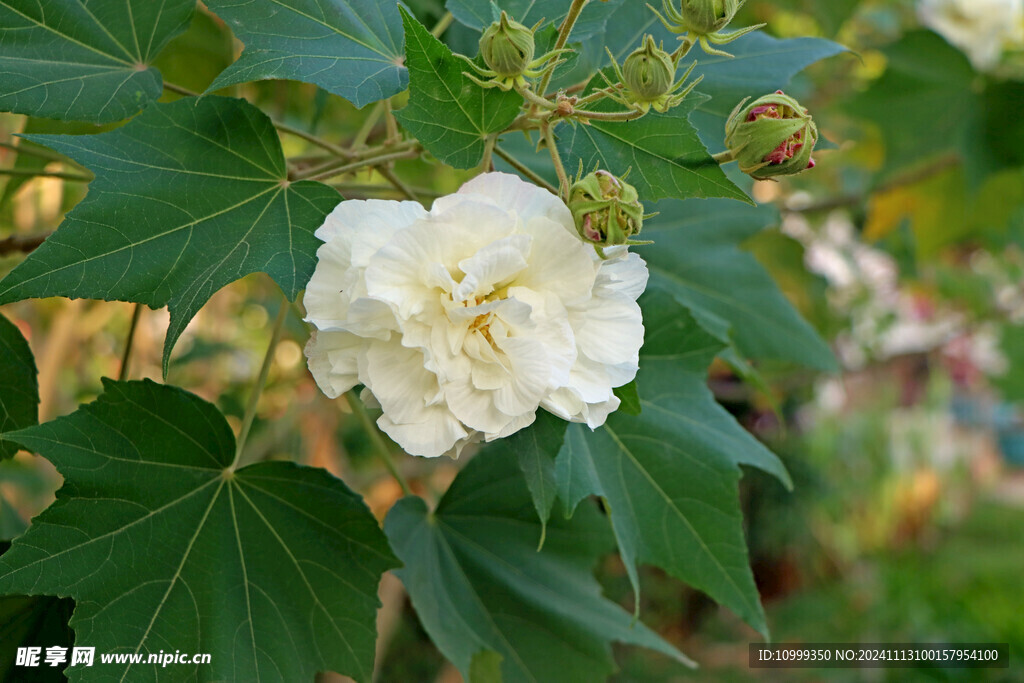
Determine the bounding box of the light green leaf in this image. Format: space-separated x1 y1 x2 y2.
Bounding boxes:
555 290 783 637
0 312 37 459
396 6 523 169
469 649 504 683
0 0 194 123
642 198 837 370
556 92 749 202
0 96 339 373
205 0 407 108
384 448 694 683
0 378 399 683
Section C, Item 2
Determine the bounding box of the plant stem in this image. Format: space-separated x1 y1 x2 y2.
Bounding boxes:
431 11 455 37
350 101 385 150
118 304 143 382
0 232 48 256
233 297 289 469
535 0 589 100
494 146 559 195
377 165 421 202
575 108 644 122
162 80 198 98
712 149 735 164
542 123 570 200
516 84 558 110
346 390 412 496
0 167 92 182
479 134 496 174
298 147 421 183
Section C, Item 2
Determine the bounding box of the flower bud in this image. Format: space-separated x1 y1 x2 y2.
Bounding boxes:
622 36 677 102
724 90 818 180
677 0 743 35
568 170 645 248
479 11 536 79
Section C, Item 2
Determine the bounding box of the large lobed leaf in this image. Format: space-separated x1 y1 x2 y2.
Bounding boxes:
0 0 194 123
555 290 785 637
642 198 837 370
205 0 407 108
0 313 37 459
0 379 399 682
0 96 339 373
396 6 523 169
385 447 693 682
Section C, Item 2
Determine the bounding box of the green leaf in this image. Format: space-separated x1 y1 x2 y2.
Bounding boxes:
0 0 194 123
642 198 837 370
384 448 693 683
0 312 37 459
205 0 407 108
613 380 641 416
556 91 749 202
0 96 339 373
554 290 784 637
469 649 504 683
846 31 978 178
0 378 399 683
484 411 566 546
994 324 1024 404
396 6 522 169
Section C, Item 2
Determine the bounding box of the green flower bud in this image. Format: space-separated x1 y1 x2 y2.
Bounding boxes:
479 11 535 79
568 170 646 249
724 90 818 180
677 0 743 35
622 35 677 102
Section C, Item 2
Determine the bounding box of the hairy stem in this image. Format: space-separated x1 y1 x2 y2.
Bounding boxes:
575 108 644 122
479 134 497 174
543 123 570 200
347 390 413 496
118 304 143 382
233 297 289 469
430 11 455 37
535 0 589 100
297 147 421 183
712 149 736 164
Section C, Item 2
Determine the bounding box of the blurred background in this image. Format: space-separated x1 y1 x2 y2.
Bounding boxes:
1 0 1023 681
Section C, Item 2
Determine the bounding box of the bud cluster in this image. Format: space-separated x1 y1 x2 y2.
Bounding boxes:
462 11 570 91
651 0 764 56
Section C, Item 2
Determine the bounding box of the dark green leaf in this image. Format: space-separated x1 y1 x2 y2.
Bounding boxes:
613 381 641 416
641 198 837 370
0 542 74 683
0 378 398 683
205 0 407 108
396 7 522 168
488 411 566 544
0 312 37 459
0 0 194 122
556 92 749 202
555 290 785 637
385 448 693 683
846 31 978 178
0 96 339 373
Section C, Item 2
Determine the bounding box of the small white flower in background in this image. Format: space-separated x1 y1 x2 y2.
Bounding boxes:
917 0 1024 71
304 172 648 458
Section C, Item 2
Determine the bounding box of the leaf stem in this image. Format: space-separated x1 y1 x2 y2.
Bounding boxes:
535 0 589 100
0 167 92 182
0 232 48 256
575 108 644 122
542 123 570 200
479 134 497 173
377 165 421 202
712 149 735 164
233 297 289 469
346 390 412 496
494 146 559 195
118 303 143 382
297 147 421 183
430 11 455 38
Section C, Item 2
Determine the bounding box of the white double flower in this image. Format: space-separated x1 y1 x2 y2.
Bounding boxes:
304 173 648 457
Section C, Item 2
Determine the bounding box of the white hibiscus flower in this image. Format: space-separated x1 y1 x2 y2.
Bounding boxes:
918 0 1024 71
304 172 648 458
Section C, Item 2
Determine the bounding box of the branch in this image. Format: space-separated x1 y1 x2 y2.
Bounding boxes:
0 233 49 256
535 0 589 101
493 146 559 195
